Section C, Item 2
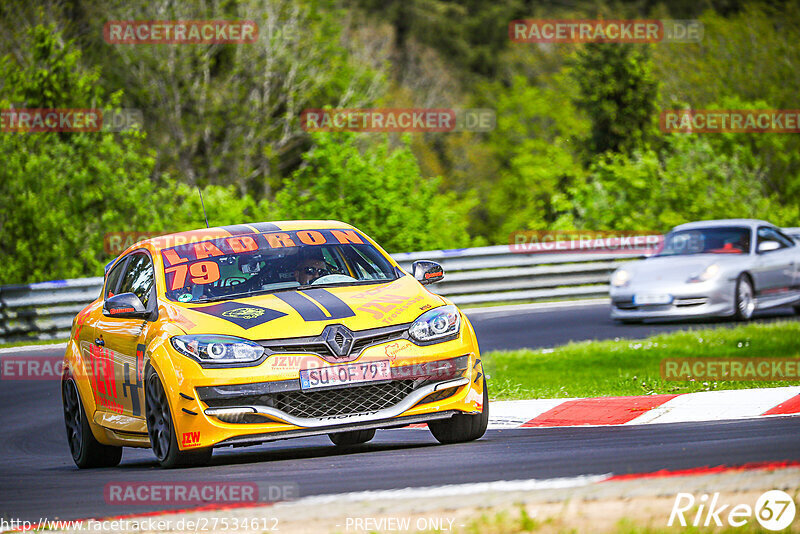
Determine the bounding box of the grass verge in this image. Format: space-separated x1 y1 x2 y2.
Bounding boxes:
483 320 800 399
0 338 68 349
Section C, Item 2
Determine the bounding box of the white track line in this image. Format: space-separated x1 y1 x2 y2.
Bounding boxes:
627 386 800 425
0 342 67 355
463 298 608 316
278 474 612 507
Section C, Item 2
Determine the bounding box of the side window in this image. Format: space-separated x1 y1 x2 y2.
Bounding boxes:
757 227 792 251
774 229 796 248
104 259 128 299
117 253 155 307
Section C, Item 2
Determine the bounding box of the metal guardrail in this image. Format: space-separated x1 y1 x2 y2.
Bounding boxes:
3 227 799 342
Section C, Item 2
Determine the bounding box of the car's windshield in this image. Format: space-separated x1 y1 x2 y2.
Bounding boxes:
656 227 751 257
161 229 397 303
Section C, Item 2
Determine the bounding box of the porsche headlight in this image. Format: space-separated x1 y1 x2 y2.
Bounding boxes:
171 335 264 363
611 269 631 287
688 263 720 283
409 305 461 343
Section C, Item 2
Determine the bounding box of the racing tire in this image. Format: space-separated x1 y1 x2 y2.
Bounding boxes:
145 367 212 468
328 429 376 446
62 379 122 468
429 377 489 444
733 274 756 321
793 304 800 315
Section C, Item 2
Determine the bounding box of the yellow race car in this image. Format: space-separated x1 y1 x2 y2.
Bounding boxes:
62 221 487 468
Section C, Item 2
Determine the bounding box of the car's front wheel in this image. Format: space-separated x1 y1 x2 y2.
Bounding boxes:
145 367 211 468
734 274 756 321
429 377 489 444
328 429 376 446
62 379 122 468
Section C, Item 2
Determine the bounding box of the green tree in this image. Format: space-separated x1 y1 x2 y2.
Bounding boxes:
572 43 659 157
562 134 797 231
0 25 269 284
272 132 476 252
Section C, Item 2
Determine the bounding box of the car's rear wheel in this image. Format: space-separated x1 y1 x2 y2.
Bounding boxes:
328 429 376 446
734 274 756 321
793 304 800 315
145 367 211 468
62 379 122 468
429 377 489 444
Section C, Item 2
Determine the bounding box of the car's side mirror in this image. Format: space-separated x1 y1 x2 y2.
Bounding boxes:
103 292 149 318
412 260 444 285
757 241 781 253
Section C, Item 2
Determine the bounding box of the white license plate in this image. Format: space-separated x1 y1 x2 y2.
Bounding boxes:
633 293 673 305
299 360 392 390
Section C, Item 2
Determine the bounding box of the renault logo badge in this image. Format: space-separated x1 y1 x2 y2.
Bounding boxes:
322 324 354 358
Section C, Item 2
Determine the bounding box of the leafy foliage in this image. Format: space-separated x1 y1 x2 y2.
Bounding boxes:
273 132 476 252
2 1 800 284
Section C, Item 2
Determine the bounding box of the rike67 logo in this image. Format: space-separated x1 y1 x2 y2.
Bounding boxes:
669 490 796 531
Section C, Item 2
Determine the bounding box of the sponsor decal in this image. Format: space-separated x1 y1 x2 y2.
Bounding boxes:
164 306 197 331
190 302 287 329
317 410 380 421
222 307 265 320
181 431 201 448
384 342 412 362
357 295 424 324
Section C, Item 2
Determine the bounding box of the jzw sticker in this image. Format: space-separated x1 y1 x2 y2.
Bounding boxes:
181 431 201 448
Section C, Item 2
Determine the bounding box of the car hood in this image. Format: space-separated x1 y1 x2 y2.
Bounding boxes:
161 275 446 339
623 254 746 283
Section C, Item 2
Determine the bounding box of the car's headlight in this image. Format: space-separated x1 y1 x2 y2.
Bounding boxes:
611 269 631 287
170 335 264 363
688 263 720 283
409 305 461 343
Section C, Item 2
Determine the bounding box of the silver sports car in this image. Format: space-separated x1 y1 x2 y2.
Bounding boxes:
610 219 800 322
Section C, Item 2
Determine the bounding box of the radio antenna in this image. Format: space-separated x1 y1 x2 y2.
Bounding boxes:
198 186 210 228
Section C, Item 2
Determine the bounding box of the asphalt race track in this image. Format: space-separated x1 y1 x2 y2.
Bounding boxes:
1 302 799 522
468 300 799 352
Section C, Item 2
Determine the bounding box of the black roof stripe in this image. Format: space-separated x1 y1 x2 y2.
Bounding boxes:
222 222 281 235
248 222 281 232
222 224 256 235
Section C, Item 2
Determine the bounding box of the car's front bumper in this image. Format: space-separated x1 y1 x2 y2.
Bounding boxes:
156 326 484 451
609 278 736 320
